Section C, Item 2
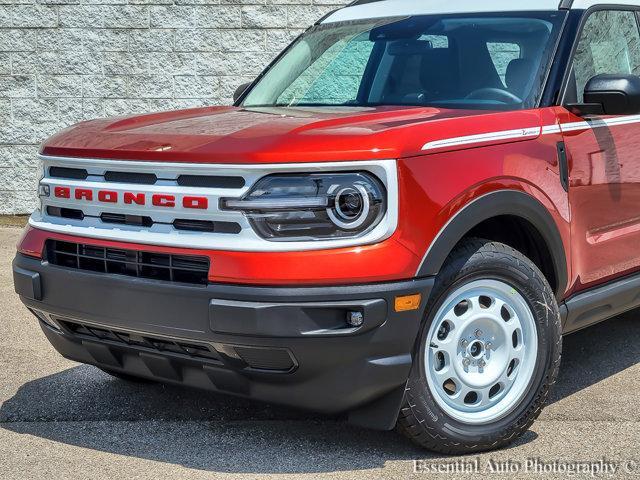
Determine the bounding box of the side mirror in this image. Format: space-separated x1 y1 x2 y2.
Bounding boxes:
570 74 640 116
233 82 252 104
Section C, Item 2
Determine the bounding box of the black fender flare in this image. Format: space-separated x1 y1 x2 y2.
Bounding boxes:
416 190 568 298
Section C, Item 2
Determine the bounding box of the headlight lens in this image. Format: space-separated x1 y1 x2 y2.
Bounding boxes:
221 172 386 241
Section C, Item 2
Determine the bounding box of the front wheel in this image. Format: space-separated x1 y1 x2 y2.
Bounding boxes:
398 238 562 454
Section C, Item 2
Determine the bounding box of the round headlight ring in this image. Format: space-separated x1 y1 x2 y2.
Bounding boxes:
327 183 371 230
335 186 365 220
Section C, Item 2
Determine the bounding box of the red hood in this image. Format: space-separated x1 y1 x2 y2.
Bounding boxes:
41 105 544 164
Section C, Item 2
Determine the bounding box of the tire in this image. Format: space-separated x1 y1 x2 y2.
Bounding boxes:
97 367 154 383
397 237 562 454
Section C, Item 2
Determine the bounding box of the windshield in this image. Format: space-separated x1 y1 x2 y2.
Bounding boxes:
242 12 567 110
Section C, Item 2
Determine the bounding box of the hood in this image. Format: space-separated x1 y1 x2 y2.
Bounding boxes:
41 105 544 164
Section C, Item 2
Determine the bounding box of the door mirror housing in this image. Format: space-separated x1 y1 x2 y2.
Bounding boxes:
569 74 640 116
233 82 252 104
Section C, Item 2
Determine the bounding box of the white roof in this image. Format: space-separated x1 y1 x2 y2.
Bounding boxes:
322 0 563 24
572 0 640 7
321 0 640 24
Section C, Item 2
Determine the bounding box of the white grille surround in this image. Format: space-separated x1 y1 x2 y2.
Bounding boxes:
32 155 399 252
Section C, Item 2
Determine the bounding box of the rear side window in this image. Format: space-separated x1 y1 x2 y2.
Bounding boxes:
572 10 640 102
488 42 522 87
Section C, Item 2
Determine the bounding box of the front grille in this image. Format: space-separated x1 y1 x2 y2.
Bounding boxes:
177 175 245 188
104 171 157 185
58 319 222 362
46 240 210 285
100 212 154 227
49 166 88 180
48 166 243 188
95 212 240 233
38 155 387 250
172 218 242 233
39 158 252 246
47 206 84 220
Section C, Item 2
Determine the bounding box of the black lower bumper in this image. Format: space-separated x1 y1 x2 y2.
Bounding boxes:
13 253 434 430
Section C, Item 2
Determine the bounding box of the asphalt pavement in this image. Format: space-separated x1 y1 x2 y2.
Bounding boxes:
0 226 638 479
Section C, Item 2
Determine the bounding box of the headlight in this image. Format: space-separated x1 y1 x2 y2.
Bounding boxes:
221 172 386 241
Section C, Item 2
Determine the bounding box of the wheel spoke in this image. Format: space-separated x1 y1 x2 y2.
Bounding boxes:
489 297 506 319
510 343 525 361
478 386 496 408
498 362 519 386
503 319 525 353
466 296 481 316
504 320 519 337
436 336 459 358
431 362 453 382
451 383 473 409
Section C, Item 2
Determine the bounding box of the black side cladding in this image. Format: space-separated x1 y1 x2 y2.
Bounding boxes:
562 270 640 333
416 190 568 299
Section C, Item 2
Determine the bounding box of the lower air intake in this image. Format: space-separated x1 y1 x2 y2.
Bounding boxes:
233 346 296 371
45 240 210 285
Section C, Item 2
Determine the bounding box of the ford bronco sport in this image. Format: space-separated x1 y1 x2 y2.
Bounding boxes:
12 0 640 454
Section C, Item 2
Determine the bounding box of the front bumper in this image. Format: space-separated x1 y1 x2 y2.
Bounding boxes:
13 253 434 430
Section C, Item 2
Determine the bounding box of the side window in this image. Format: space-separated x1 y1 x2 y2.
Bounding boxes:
487 42 522 87
572 10 640 102
277 35 374 105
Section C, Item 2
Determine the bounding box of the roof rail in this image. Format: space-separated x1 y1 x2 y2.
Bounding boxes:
318 0 383 24
315 8 339 24
348 0 386 5
558 0 573 9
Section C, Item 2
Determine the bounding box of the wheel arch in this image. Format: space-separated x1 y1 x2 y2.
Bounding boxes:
416 190 568 299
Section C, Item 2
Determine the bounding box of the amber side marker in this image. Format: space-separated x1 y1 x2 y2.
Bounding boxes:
394 293 422 312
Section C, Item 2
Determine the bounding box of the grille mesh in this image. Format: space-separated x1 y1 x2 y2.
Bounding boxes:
49 166 88 180
104 171 157 185
46 240 210 285
177 175 245 188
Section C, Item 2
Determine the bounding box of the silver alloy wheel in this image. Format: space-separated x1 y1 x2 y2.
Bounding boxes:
425 279 538 425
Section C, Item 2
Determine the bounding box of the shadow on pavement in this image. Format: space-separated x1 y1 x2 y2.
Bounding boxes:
549 311 640 404
2 312 637 473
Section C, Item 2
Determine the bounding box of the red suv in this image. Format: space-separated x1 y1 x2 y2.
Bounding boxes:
12 0 640 453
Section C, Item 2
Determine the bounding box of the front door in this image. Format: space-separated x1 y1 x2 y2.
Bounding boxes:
561 8 640 290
